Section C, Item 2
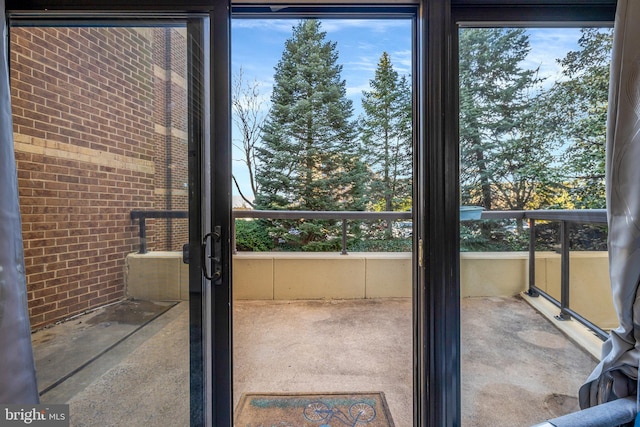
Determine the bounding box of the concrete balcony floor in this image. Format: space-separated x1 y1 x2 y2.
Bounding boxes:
33 296 597 427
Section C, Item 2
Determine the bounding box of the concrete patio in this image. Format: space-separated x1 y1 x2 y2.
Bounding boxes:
32 296 598 427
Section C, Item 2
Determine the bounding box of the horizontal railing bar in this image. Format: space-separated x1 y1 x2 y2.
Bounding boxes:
525 209 607 223
131 210 413 221
531 286 562 309
563 307 609 341
232 210 413 220
130 210 188 220
130 208 605 223
238 209 603 222
480 210 526 220
528 284 608 341
481 209 607 223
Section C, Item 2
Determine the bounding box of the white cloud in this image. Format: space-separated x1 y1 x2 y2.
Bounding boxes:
522 28 584 86
389 49 412 75
232 19 298 33
231 18 408 35
321 19 409 34
346 82 372 98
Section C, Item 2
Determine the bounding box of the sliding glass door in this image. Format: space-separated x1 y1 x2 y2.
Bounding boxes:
8 10 232 426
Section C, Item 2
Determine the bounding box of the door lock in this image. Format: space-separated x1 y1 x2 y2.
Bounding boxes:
182 243 190 264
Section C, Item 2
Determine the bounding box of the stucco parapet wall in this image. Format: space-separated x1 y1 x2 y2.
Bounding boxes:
125 250 616 351
460 252 529 260
233 251 412 299
127 251 532 300
126 251 189 301
125 251 612 322
234 252 410 259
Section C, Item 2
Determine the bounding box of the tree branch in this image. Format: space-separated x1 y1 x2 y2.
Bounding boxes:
232 175 256 208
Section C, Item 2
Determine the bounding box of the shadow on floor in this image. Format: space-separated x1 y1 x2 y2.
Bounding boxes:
32 299 176 395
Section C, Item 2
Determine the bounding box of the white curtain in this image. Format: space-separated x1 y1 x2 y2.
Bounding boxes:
580 0 640 409
0 0 40 404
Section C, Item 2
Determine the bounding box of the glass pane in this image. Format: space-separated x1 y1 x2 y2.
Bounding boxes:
459 26 612 426
12 23 195 424
231 18 414 426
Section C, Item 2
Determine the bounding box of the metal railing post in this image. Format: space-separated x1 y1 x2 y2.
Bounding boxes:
341 219 348 255
130 210 188 254
556 220 571 320
526 218 538 297
232 218 237 254
138 216 147 254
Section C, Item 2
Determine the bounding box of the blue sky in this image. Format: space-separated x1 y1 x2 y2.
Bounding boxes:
232 19 413 111
230 20 593 200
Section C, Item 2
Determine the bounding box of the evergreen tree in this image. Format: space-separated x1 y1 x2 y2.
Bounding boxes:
459 28 560 212
489 90 563 211
459 28 567 251
360 52 412 237
547 28 612 209
256 19 365 250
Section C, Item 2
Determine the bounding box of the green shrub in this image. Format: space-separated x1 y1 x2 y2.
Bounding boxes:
348 238 412 252
235 219 274 251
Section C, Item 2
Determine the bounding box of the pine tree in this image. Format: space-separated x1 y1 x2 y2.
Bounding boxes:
360 52 412 237
459 28 558 211
547 28 612 209
459 28 566 250
256 19 365 250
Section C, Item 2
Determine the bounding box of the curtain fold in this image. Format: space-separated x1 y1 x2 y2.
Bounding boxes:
0 0 40 404
579 0 640 410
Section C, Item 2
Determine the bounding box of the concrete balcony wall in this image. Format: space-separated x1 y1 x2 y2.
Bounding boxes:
233 252 412 299
126 252 190 301
125 251 615 328
459 252 529 297
125 251 535 299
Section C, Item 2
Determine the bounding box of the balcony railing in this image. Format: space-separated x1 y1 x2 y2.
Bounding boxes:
130 208 609 340
233 210 413 255
482 209 608 339
130 209 412 255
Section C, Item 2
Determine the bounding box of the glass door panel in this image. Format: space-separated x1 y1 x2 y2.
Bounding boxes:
458 26 611 426
10 18 210 425
231 16 415 427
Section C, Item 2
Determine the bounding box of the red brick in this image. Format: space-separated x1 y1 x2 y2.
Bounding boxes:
31 301 56 316
45 307 72 322
57 297 80 308
14 27 188 328
67 301 90 314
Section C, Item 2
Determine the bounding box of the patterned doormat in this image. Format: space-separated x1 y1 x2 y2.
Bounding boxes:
235 392 395 427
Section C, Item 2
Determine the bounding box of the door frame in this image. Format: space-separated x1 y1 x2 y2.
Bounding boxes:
4 0 619 426
423 2 617 425
230 6 422 426
6 5 232 427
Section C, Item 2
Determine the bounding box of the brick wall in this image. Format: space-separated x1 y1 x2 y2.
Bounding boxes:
152 28 189 252
11 26 189 329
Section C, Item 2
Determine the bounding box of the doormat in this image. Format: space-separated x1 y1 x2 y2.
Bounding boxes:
234 392 395 427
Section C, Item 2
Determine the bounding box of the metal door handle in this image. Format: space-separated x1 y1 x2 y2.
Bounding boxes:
202 226 222 285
